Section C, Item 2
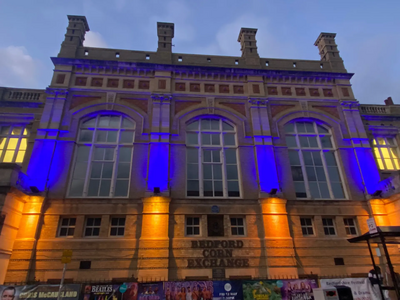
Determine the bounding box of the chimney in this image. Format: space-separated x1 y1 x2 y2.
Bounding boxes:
238 28 260 66
58 15 90 58
385 97 394 106
314 32 346 71
157 22 174 52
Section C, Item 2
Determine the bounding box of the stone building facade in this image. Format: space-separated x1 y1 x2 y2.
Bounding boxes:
0 15 400 284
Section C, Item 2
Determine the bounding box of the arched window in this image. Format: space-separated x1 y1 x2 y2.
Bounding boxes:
69 114 135 197
284 121 345 199
0 124 29 163
186 118 240 198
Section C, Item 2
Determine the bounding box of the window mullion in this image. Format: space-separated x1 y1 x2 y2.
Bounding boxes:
321 150 334 199
221 147 228 197
0 137 8 162
199 147 203 197
299 150 311 199
110 146 117 197
378 147 386 169
83 142 95 197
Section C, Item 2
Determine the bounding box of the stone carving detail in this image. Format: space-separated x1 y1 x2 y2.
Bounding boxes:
158 79 166 89
342 87 350 97
175 82 186 92
205 84 215 93
207 97 215 114
151 94 172 103
323 89 333 97
190 83 200 92
91 78 103 87
106 92 117 110
248 98 268 106
309 88 320 97
139 80 150 90
281 87 292 96
123 80 135 89
295 88 306 96
340 100 360 110
300 100 309 117
233 85 244 94
267 87 278 95
75 77 87 86
252 84 260 94
219 85 229 93
106 79 119 88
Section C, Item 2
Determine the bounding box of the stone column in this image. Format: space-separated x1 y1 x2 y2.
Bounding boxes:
259 197 297 278
138 196 171 281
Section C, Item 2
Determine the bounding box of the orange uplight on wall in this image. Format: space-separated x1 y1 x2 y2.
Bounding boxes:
141 196 170 239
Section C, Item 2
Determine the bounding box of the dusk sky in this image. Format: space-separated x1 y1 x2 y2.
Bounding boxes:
0 0 399 104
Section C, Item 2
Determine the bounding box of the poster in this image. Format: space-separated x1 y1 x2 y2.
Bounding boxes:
212 281 242 300
320 278 380 300
163 281 213 300
0 284 81 300
243 280 318 300
138 283 163 300
82 283 138 300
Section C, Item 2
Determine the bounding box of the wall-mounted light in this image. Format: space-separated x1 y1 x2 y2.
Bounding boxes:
371 190 382 198
269 188 278 195
153 187 160 195
30 186 40 194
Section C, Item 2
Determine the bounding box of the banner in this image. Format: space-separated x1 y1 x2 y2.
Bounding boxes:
163 281 213 300
0 285 81 300
320 278 380 300
243 279 318 300
212 281 242 300
82 283 138 300
138 283 163 300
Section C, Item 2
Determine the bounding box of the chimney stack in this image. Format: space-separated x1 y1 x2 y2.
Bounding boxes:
385 97 394 106
238 28 260 66
314 32 345 71
58 15 90 58
157 22 175 53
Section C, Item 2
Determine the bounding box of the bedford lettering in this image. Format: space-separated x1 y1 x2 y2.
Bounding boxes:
190 240 244 248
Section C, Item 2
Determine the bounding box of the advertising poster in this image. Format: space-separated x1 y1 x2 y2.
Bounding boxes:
320 278 380 300
82 283 138 300
0 284 81 300
138 283 163 300
243 280 318 300
212 281 242 300
164 281 213 300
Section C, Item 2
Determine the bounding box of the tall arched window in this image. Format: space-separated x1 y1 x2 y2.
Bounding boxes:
69 114 135 197
285 121 345 199
186 118 240 198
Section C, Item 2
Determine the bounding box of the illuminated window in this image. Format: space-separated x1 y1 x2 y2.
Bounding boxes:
0 124 29 164
186 118 240 198
110 217 125 236
322 218 336 236
372 137 400 170
68 114 135 197
58 217 76 237
230 217 245 236
300 217 314 236
285 121 345 199
84 217 101 237
343 218 357 235
186 217 200 236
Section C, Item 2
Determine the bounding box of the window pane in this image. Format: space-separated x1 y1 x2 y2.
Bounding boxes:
226 165 238 180
328 167 340 181
90 163 102 178
99 180 111 196
0 126 10 135
204 181 213 195
305 122 315 133
187 164 198 179
294 182 307 198
203 150 211 162
312 152 323 166
224 134 235 146
110 228 117 236
115 180 129 196
332 182 345 198
324 151 337 166
203 165 212 179
70 179 85 196
120 131 134 143
118 228 125 236
15 150 25 163
117 163 130 178
237 218 244 226
210 119 220 130
387 138 396 146
201 133 211 145
201 119 210 130
288 150 300 165
88 180 100 196
225 149 237 164
213 165 223 179
317 125 329 133
319 182 330 198
296 122 306 133
187 148 198 163
222 121 234 131
306 167 317 181
320 136 333 148
214 181 223 196
122 118 135 129
102 163 114 178
377 138 386 145
238 227 244 235
308 137 318 147
299 136 309 148
187 133 198 145
193 227 199 235
119 148 132 162
79 130 93 142
186 227 193 235
212 150 220 162
227 181 240 197
284 123 294 133
7 138 18 150
291 166 304 181
107 131 117 143
187 121 199 130
104 148 114 160
96 131 107 142
309 182 321 198
211 134 220 145
231 218 237 226
303 151 313 165
187 181 199 196
93 228 100 236
77 146 90 162
286 136 297 147
98 116 110 127
193 218 199 225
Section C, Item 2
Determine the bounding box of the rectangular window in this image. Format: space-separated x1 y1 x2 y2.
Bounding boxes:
208 215 224 237
0 124 29 164
373 137 400 170
344 218 357 235
322 218 336 235
230 217 245 236
110 217 125 236
300 218 314 236
186 217 200 236
58 217 76 237
84 217 101 237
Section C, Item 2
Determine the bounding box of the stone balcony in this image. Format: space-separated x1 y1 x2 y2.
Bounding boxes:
0 87 45 103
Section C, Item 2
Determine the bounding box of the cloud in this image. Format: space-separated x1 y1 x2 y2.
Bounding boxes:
84 31 108 48
0 46 41 87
